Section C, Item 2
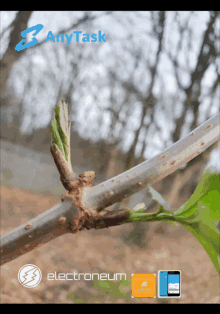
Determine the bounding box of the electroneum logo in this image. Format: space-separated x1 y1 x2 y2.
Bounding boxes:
18 264 42 288
15 24 106 51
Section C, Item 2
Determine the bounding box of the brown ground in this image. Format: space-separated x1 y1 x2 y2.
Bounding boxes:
0 184 219 303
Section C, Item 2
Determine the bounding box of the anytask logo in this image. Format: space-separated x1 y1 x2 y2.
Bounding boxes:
15 24 106 52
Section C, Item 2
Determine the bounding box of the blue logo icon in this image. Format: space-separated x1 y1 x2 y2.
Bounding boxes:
15 24 44 51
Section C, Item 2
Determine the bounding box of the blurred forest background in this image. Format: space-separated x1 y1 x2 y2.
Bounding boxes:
0 11 219 304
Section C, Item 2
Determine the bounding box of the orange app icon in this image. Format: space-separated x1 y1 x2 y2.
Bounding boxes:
131 274 156 298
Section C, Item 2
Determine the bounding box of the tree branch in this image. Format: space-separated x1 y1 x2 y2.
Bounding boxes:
1 111 219 266
84 113 219 212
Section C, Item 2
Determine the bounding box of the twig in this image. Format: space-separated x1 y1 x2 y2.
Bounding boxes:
50 100 77 191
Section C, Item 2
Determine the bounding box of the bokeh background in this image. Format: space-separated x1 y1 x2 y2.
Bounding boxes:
0 11 219 303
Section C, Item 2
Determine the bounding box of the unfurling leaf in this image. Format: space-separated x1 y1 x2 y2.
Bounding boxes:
51 100 72 173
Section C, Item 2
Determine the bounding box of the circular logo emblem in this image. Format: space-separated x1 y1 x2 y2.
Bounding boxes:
18 264 42 288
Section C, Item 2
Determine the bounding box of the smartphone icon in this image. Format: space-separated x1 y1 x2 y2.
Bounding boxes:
159 271 168 297
167 271 180 297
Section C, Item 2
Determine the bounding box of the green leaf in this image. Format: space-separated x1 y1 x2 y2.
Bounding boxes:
51 117 64 154
51 100 72 172
174 168 220 274
174 167 219 218
128 169 220 273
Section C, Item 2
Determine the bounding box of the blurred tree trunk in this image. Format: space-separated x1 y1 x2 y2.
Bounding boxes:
0 11 33 109
0 11 33 140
